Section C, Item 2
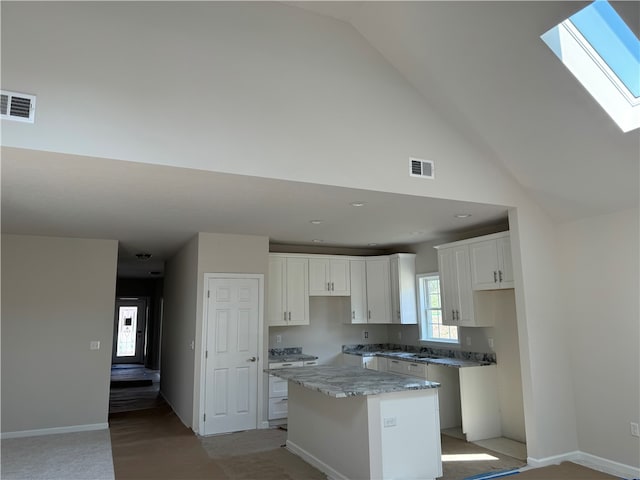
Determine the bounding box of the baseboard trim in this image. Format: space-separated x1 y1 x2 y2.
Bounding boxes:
286 440 349 480
573 451 640 480
527 450 639 479
1 422 108 439
158 391 192 431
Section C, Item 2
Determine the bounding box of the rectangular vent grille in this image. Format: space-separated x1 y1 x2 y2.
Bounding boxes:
1 90 36 123
409 158 434 179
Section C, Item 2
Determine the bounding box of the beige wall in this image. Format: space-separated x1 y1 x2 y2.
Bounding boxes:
559 208 640 469
193 233 270 429
161 235 199 427
1 235 118 434
268 297 390 365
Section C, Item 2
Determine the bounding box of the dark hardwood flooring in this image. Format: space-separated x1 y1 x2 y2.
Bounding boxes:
109 364 164 414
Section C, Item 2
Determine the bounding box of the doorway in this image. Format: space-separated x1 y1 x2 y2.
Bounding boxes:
113 297 147 364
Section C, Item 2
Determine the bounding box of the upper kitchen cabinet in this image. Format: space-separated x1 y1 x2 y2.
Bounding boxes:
349 258 368 324
469 233 514 290
437 245 476 327
390 253 418 324
268 254 309 326
365 256 392 324
308 256 350 296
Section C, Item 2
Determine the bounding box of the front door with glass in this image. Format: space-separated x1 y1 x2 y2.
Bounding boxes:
112 297 147 364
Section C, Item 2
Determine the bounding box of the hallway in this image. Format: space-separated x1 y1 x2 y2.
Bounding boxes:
109 364 163 414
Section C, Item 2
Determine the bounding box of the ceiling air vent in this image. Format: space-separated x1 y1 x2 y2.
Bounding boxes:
409 157 434 179
1 90 36 123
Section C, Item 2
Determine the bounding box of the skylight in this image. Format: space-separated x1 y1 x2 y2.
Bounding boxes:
541 0 639 132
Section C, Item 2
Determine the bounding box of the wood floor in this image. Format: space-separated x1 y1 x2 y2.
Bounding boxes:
109 364 164 414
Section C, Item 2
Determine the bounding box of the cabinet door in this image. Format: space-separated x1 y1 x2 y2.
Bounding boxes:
286 257 309 325
365 257 391 324
438 249 457 326
329 258 351 295
470 240 500 290
268 256 287 326
453 246 475 326
392 254 417 325
308 257 331 296
390 256 401 323
349 259 368 324
496 236 514 288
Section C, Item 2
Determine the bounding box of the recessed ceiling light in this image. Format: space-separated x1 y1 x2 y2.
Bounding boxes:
454 214 472 219
312 239 324 243
350 201 366 207
310 220 323 225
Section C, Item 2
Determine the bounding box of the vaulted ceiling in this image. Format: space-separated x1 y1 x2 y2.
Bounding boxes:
1 2 638 277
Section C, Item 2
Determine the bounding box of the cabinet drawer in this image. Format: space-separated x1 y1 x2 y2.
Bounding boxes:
387 359 409 375
268 397 288 420
406 362 428 379
387 359 428 379
303 360 318 366
269 376 288 397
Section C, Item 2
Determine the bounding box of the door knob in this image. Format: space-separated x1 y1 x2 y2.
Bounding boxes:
247 357 257 362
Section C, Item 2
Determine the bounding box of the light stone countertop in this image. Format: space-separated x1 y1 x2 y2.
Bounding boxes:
265 365 440 398
342 345 494 368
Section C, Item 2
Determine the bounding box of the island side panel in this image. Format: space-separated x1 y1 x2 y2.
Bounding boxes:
370 389 442 480
287 382 371 480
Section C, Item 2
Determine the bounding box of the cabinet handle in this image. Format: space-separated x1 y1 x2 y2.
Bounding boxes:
331 282 334 291
493 271 497 283
368 310 371 319
327 282 331 291
284 311 287 322
499 270 503 283
352 311 355 320
288 312 291 321
452 309 456 321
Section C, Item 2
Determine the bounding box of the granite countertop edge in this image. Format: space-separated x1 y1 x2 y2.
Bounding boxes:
266 365 440 398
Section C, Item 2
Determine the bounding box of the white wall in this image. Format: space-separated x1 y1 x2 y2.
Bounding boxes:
1 2 589 461
162 235 199 427
559 208 640 469
268 297 389 365
1 235 118 433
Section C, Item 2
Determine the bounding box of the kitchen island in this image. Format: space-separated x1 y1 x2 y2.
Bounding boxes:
267 365 442 480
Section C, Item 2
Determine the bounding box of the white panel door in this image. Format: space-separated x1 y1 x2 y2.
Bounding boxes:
204 277 259 435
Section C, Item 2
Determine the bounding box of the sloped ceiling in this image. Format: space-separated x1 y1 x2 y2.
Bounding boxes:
294 1 639 221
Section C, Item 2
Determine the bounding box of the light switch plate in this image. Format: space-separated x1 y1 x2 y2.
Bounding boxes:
90 341 100 350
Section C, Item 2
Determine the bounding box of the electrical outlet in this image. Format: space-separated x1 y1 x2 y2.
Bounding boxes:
488 338 494 348
631 422 639 437
383 417 397 428
364 331 369 339
276 335 282 344
89 341 100 350
466 336 472 346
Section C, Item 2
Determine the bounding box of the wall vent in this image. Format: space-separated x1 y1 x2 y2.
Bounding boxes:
1 90 36 123
409 158 434 179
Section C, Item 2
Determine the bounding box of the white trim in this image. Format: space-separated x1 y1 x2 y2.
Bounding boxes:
286 440 350 480
527 450 640 480
198 273 265 436
1 422 108 439
573 451 640 480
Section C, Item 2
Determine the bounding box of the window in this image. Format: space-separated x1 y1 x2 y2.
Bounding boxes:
541 0 639 132
417 273 459 343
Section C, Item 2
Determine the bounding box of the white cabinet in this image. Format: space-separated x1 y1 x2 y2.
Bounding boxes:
387 358 428 378
268 360 303 420
390 253 418 324
308 257 350 296
469 233 514 290
342 353 378 370
348 259 368 324
437 246 476 327
268 255 309 326
365 256 392 324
